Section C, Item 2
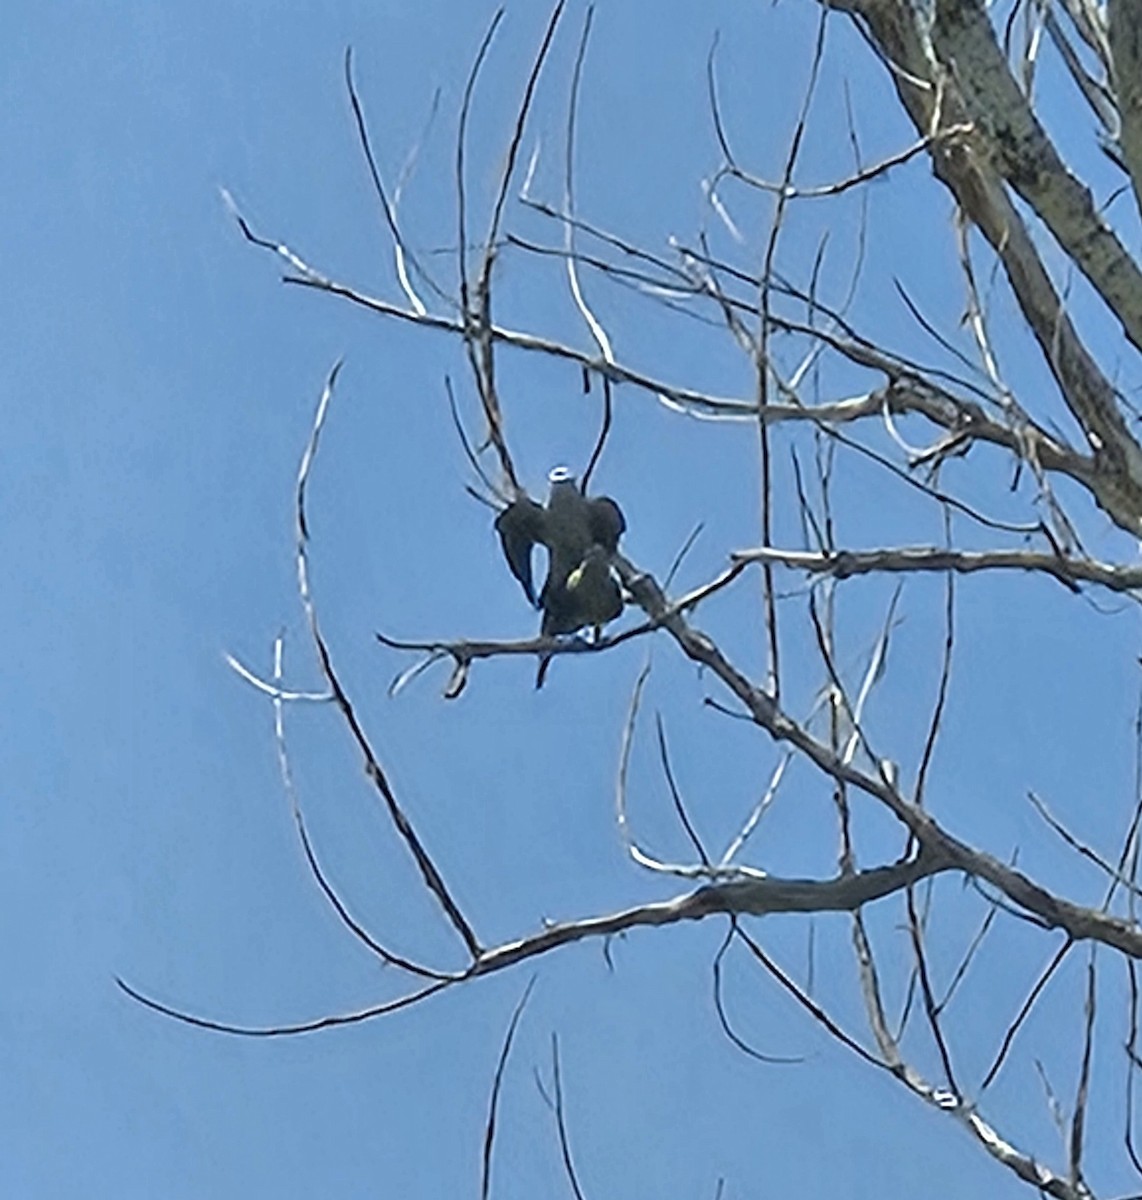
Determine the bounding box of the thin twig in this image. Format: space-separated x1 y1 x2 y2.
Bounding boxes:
297 363 482 960
655 712 711 867
343 47 441 313
915 530 956 808
981 938 1075 1091
482 978 537 1200
549 1034 588 1200
1068 948 1096 1190
711 923 804 1064
457 10 504 315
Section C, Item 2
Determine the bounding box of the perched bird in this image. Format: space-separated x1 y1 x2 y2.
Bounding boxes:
495 467 626 687
494 467 625 614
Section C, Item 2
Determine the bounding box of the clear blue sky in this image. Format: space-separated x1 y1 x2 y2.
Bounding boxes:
3 2 1137 1197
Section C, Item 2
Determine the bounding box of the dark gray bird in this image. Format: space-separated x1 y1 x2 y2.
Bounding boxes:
496 467 626 688
494 467 625 614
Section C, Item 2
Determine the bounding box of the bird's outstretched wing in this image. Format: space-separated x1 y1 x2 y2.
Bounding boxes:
586 496 625 552
494 498 547 607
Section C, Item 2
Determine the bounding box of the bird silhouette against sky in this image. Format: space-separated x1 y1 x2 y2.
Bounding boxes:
495 467 626 684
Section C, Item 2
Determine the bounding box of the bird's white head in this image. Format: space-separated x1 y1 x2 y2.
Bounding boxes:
547 466 579 502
